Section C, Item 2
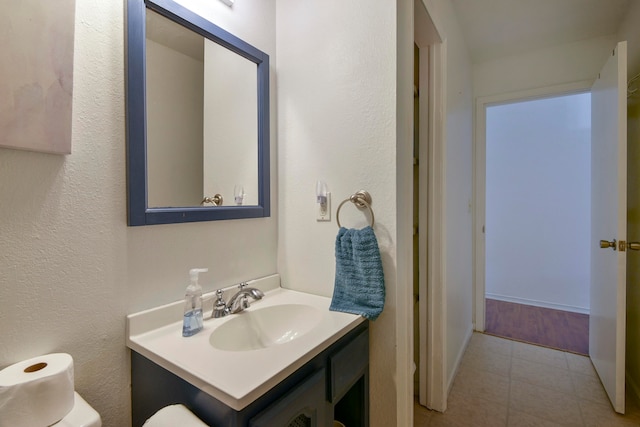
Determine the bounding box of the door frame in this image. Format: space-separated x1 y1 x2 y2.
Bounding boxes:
472 80 595 331
414 0 447 412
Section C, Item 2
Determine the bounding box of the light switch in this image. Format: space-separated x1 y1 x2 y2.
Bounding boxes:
317 192 331 222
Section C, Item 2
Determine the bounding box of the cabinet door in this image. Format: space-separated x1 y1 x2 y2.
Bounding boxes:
330 329 369 403
249 369 327 427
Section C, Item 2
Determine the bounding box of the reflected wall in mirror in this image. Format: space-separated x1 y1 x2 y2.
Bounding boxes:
126 0 270 225
146 10 258 208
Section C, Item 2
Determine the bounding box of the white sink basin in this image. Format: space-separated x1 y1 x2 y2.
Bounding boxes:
210 304 323 351
126 282 365 410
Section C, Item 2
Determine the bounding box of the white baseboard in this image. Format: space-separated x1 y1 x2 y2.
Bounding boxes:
447 323 474 395
485 293 589 315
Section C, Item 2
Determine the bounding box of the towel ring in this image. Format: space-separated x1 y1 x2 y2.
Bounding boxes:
336 190 375 228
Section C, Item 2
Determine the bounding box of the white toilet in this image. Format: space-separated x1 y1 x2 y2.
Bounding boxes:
0 353 101 427
53 392 102 427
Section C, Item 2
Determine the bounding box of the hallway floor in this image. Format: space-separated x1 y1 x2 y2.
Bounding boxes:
485 298 589 355
414 333 640 426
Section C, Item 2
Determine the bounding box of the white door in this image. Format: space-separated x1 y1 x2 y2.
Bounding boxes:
590 40 627 414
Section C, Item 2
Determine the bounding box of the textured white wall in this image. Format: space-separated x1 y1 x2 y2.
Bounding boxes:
0 1 277 426
416 0 475 402
474 35 617 98
430 0 475 392
486 94 591 313
276 0 474 421
275 1 398 425
203 40 258 206
146 38 204 207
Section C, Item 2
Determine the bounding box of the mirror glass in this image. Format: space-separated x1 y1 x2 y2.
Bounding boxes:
145 10 258 207
126 0 270 225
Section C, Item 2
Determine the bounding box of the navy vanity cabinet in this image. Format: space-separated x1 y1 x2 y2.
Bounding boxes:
248 325 369 427
248 369 327 427
130 321 369 427
330 328 369 427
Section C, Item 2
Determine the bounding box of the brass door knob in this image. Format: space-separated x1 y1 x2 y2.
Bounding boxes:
629 242 640 251
201 194 223 206
600 239 617 250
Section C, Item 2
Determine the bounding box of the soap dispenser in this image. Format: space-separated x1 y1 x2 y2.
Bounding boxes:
182 268 207 337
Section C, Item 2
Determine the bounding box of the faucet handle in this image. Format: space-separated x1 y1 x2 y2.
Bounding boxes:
212 289 229 318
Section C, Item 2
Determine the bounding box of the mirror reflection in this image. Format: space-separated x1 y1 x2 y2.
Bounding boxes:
145 9 258 208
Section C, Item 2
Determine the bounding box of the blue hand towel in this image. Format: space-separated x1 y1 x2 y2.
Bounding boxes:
329 226 385 320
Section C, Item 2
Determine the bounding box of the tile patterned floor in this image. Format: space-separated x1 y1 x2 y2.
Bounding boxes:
414 333 640 426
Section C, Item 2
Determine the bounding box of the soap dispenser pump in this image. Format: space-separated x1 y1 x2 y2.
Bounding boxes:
182 268 207 337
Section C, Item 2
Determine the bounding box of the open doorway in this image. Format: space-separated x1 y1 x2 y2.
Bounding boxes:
474 44 628 413
483 93 591 354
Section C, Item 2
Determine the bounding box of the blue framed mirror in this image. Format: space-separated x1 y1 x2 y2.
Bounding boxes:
126 0 270 225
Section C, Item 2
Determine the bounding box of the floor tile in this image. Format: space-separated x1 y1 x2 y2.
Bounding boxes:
579 400 640 427
565 352 597 378
507 409 567 427
512 340 569 370
413 333 636 427
429 390 508 427
511 357 574 393
459 347 511 378
570 371 609 405
450 366 510 406
509 379 583 426
467 333 513 357
414 399 434 426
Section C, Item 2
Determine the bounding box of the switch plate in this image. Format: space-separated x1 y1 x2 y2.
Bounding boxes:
317 192 331 222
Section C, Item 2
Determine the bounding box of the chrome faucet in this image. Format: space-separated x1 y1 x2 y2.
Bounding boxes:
210 283 265 318
227 282 265 314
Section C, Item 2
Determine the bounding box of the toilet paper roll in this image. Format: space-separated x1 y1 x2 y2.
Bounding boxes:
0 353 74 427
143 404 209 427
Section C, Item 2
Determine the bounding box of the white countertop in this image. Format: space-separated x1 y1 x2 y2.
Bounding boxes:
126 279 365 410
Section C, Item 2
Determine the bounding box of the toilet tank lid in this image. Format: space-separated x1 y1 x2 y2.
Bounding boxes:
54 392 101 427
